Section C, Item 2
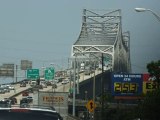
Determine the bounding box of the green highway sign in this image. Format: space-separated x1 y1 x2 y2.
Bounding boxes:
27 69 39 79
45 67 55 80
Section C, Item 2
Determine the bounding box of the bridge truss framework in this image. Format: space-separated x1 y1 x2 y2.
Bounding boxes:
71 9 131 73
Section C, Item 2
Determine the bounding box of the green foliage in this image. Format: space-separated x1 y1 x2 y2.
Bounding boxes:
99 92 114 105
99 107 139 120
137 60 160 119
139 89 160 120
147 60 160 84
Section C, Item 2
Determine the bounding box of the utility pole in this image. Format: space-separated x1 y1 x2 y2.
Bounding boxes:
69 70 72 94
93 61 96 120
16 65 18 83
73 57 76 116
77 60 79 94
101 53 104 120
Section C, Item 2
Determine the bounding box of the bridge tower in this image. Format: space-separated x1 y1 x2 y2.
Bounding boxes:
71 9 131 73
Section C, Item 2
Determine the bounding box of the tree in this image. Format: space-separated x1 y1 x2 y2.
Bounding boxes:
140 89 160 120
138 60 160 120
147 60 160 84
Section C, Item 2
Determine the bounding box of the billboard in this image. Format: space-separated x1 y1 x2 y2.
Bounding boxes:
143 73 159 94
111 73 143 96
0 64 14 77
21 60 32 70
38 92 68 117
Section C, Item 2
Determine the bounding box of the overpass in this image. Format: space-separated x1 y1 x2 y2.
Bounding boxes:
76 70 111 100
0 83 31 100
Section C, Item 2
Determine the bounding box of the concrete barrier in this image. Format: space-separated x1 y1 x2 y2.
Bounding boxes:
9 88 31 99
66 114 81 120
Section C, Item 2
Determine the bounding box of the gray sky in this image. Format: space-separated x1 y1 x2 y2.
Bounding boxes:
0 0 159 73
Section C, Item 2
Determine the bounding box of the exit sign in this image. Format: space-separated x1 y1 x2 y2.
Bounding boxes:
27 69 39 79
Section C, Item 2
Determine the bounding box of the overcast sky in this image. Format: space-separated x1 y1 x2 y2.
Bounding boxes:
0 0 159 73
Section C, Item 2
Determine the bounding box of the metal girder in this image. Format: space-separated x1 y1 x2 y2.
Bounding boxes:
71 9 131 73
72 45 114 56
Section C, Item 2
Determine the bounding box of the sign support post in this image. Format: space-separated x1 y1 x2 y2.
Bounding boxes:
73 57 76 116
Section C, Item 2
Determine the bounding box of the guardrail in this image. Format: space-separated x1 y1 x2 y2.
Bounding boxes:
66 114 81 120
9 87 32 99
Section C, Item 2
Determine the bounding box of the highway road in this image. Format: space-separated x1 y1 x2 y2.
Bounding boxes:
41 69 101 93
0 83 31 101
1 69 102 105
0 69 102 120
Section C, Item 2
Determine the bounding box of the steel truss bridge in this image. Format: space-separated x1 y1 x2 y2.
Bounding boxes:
71 9 131 73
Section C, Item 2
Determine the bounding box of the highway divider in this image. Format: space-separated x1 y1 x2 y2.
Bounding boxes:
9 88 32 99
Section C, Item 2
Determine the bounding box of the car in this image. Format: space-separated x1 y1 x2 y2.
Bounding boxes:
52 83 57 88
0 88 5 94
26 96 33 103
20 98 29 107
10 97 17 105
0 107 63 120
45 81 52 86
22 79 29 84
0 85 10 93
41 83 47 88
54 79 59 83
28 88 34 93
84 70 90 75
20 83 26 87
3 88 10 93
20 103 30 108
8 85 15 90
22 91 29 96
30 80 37 87
33 85 43 89
0 100 11 108
61 79 69 84
58 78 64 83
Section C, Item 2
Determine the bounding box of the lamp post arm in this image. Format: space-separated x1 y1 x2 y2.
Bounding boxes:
147 9 160 22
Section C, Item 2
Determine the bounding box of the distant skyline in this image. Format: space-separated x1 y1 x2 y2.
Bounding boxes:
0 0 159 73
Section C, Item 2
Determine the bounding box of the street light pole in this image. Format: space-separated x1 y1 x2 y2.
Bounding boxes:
135 8 160 22
77 60 79 94
93 61 96 120
101 53 104 120
72 56 76 116
15 65 18 83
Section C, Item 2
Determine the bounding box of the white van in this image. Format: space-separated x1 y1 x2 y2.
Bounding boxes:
30 80 37 87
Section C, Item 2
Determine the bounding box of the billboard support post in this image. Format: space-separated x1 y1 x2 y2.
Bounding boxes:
16 65 18 83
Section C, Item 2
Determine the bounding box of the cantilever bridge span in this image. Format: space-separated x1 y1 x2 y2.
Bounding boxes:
71 9 131 73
